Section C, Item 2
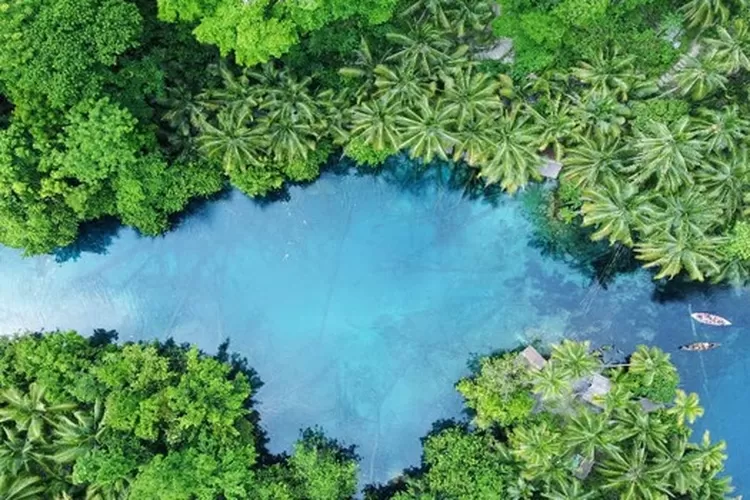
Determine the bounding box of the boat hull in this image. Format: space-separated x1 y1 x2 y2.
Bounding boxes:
690 312 731 326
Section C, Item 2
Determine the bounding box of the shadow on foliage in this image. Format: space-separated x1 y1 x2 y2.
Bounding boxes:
53 217 122 263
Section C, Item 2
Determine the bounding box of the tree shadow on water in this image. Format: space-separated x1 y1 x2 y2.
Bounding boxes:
53 217 122 263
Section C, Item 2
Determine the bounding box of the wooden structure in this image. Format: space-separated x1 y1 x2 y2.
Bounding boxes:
538 158 563 179
579 373 611 408
517 346 547 371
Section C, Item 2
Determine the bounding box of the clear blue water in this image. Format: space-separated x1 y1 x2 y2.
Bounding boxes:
0 159 747 491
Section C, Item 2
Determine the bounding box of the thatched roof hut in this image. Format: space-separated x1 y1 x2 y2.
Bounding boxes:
517 346 547 371
579 374 611 408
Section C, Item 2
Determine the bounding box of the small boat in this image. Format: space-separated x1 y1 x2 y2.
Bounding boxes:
679 342 721 352
690 312 732 326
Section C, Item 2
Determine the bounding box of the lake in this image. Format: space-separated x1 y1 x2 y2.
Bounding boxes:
0 158 747 491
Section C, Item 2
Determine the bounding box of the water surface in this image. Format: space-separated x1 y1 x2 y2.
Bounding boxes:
0 160 747 490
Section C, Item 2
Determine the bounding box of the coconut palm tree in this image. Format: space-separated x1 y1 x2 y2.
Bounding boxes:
441 67 502 128
511 421 565 474
699 148 750 221
652 435 702 495
159 85 207 140
562 136 629 190
599 445 670 499
396 98 457 163
693 473 735 500
0 473 45 500
261 112 319 164
628 346 676 388
386 24 454 76
51 400 105 464
635 231 724 281
373 63 432 106
348 97 402 153
705 18 750 74
565 410 619 460
339 38 389 102
446 0 495 40
532 361 571 402
0 384 75 441
203 64 258 114
572 49 642 101
478 106 541 193
453 116 495 166
695 431 728 473
197 106 266 174
0 428 51 476
672 55 728 101
580 178 648 246
542 479 596 500
615 407 671 454
399 0 451 29
631 117 704 193
528 98 579 161
571 91 631 141
669 390 704 427
694 105 750 155
680 0 730 30
550 340 599 379
639 191 724 239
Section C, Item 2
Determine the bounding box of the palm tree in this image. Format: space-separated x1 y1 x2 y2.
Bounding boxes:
0 474 45 500
511 422 565 474
159 85 207 140
571 91 630 141
386 24 454 75
694 105 749 155
261 113 319 164
639 191 723 239
203 64 258 114
580 178 648 246
572 49 642 100
550 340 599 379
373 63 432 106
528 98 579 161
562 136 629 190
51 400 105 464
532 361 571 402
0 384 75 441
446 0 495 40
696 431 727 473
348 97 402 153
705 18 750 74
635 231 724 281
628 346 676 388
672 55 728 101
441 67 502 128
631 117 704 193
615 407 671 454
669 390 704 427
396 98 456 163
565 410 619 460
680 0 730 30
399 0 451 29
652 436 702 495
599 445 670 499
693 473 735 500
542 479 596 500
452 116 495 166
0 428 51 476
197 106 266 174
478 106 541 193
339 38 389 102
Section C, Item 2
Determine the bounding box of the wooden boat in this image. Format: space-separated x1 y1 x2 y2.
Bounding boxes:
690 312 732 326
679 342 721 352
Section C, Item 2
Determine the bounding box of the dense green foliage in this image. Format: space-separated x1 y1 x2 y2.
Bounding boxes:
0 331 358 499
0 332 733 499
377 341 733 499
3 0 750 285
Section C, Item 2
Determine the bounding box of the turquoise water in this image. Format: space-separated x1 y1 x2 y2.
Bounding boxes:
0 160 747 490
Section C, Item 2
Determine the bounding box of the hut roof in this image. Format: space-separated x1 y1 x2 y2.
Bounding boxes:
539 158 563 179
638 398 664 413
517 346 547 371
579 373 611 408
573 456 595 480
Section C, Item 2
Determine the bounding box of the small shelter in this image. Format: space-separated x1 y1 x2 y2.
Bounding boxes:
572 455 595 480
517 346 547 371
639 398 664 413
538 158 563 179
579 373 611 408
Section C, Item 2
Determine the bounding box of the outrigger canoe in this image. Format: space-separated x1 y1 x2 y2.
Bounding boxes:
690 312 732 326
679 342 721 352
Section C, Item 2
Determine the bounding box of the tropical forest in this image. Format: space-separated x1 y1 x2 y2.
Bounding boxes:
0 0 748 497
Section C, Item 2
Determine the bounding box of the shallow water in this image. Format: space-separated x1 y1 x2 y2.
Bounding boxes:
0 160 747 491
